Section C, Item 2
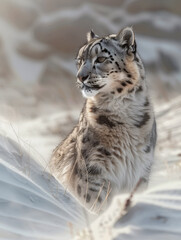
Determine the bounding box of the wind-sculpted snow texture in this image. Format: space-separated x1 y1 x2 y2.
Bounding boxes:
75 183 181 240
0 135 181 240
0 135 85 240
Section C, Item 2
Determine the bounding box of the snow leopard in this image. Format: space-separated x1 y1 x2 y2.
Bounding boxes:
49 27 157 214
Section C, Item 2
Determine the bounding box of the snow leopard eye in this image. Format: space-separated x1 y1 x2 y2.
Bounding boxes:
95 57 107 63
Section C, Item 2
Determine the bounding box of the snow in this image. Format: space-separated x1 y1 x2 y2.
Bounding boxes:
76 182 181 240
0 134 86 240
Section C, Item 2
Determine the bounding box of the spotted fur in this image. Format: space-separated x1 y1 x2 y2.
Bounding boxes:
49 27 157 214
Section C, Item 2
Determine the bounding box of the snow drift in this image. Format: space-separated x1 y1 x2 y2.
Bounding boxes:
0 135 85 240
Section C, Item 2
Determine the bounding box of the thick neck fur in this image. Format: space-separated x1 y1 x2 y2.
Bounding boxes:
85 80 153 130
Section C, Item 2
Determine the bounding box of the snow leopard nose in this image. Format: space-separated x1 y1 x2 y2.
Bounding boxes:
77 73 89 83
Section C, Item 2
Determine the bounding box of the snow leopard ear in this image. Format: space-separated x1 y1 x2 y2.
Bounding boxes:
87 30 99 42
116 27 136 55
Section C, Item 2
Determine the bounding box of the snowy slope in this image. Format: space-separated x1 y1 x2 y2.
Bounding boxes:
0 134 180 240
76 182 181 240
0 135 86 240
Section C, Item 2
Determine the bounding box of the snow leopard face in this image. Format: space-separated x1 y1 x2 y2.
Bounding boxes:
76 27 145 98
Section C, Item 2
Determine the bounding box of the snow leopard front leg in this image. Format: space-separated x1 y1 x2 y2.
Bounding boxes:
71 163 112 214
